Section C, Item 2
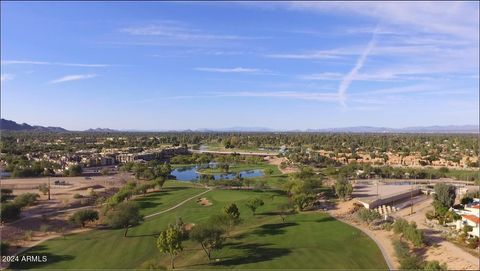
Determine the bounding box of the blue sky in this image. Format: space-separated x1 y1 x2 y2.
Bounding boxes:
1 1 479 130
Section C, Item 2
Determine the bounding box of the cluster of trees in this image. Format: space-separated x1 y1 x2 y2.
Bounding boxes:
121 161 171 181
1 193 39 222
393 218 424 247
393 239 447 270
284 167 323 211
169 153 213 165
425 183 457 224
64 164 83 177
105 181 162 210
323 162 479 182
157 203 241 269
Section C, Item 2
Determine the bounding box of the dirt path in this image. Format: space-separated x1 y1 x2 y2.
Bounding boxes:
396 198 480 270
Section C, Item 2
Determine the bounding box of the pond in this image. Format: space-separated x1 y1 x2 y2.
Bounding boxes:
171 164 264 181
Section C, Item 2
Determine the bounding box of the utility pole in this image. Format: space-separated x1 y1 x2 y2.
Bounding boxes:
48 175 51 200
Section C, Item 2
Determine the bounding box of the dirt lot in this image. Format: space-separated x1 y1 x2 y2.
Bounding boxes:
267 157 298 174
397 198 479 270
0 173 133 255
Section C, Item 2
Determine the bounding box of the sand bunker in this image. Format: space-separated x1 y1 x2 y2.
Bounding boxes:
184 223 195 231
197 197 212 206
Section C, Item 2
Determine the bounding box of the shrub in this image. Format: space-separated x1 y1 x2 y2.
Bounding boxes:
466 236 479 249
423 260 447 270
24 230 33 241
393 218 409 234
73 193 83 199
0 242 9 255
357 208 381 224
39 224 50 234
13 193 39 208
425 210 435 220
0 202 21 222
393 218 424 247
69 209 99 227
393 239 423 270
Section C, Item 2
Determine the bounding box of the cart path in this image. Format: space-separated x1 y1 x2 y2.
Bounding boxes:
144 187 213 219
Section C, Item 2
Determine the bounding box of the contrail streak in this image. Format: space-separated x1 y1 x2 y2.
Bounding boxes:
338 27 379 107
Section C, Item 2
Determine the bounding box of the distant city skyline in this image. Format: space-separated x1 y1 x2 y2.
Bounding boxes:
1 1 479 130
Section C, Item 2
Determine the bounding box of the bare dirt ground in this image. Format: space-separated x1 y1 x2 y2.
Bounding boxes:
0 173 132 256
197 197 212 206
267 157 298 174
396 198 480 270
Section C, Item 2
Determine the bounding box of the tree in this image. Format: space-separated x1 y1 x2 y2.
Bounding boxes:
69 209 99 227
224 203 240 221
245 198 264 215
278 203 294 223
106 202 143 237
154 177 166 190
433 183 456 209
292 193 315 211
157 224 183 269
223 203 241 235
335 178 353 201
190 223 225 260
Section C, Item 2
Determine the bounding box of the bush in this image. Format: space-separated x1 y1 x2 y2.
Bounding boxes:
423 260 447 270
425 210 435 220
393 218 424 247
357 208 381 224
13 193 39 208
392 240 423 270
0 202 21 222
393 218 409 234
0 242 9 255
466 236 479 249
69 209 99 227
73 193 83 199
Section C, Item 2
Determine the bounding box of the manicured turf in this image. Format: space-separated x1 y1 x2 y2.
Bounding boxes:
197 162 281 175
12 183 388 270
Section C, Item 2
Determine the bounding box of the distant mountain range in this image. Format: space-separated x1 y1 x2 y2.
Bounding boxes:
0 118 69 132
0 119 478 133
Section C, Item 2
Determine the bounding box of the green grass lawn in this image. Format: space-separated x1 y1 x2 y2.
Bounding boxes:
12 183 388 270
198 162 281 175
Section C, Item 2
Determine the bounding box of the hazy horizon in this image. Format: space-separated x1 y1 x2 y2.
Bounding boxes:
1 2 479 130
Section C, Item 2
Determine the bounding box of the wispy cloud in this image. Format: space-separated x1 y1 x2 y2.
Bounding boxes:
338 28 378 106
1 73 14 82
2 60 112 67
49 74 97 84
194 67 268 74
120 21 261 41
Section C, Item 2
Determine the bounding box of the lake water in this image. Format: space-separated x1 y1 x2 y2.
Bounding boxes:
171 164 264 181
